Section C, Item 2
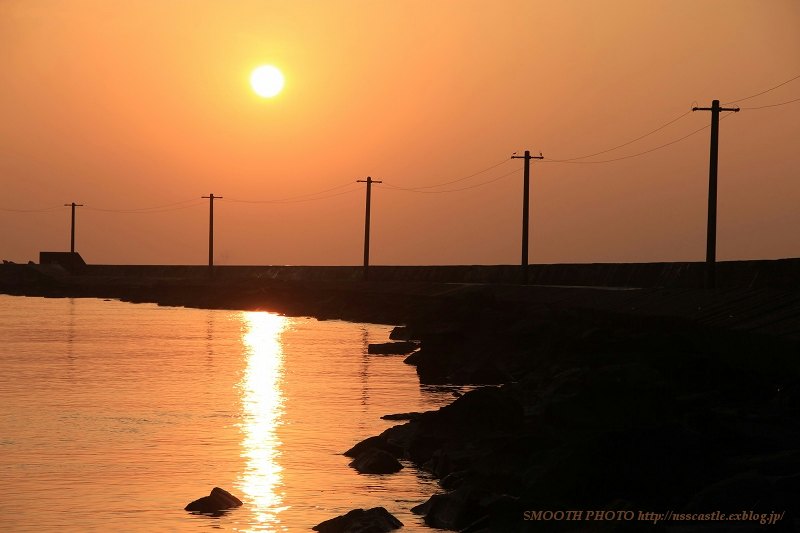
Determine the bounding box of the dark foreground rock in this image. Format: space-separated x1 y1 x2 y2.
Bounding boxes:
349 448 403 474
381 411 422 421
312 507 402 532
351 306 800 531
184 486 243 514
367 341 418 355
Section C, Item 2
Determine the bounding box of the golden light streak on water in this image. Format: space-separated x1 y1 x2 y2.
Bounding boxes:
238 311 289 531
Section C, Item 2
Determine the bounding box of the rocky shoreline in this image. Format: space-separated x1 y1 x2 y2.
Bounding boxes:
344 305 800 532
3 264 800 531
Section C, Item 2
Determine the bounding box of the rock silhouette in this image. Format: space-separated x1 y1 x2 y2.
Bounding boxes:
348 448 403 474
367 341 417 355
312 507 402 532
184 487 243 514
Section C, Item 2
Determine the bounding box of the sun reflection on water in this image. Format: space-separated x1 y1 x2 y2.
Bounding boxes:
239 311 289 530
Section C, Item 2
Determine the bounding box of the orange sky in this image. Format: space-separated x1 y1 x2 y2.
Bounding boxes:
1 0 798 265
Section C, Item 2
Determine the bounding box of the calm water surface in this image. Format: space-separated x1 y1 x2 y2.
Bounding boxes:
0 295 461 532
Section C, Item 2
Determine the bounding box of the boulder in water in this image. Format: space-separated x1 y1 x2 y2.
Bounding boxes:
349 448 403 474
313 507 402 532
185 487 243 514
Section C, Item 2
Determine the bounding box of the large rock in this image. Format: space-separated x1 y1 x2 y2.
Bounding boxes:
184 486 243 513
367 341 418 355
412 487 518 531
349 448 403 474
344 435 403 458
312 506 402 532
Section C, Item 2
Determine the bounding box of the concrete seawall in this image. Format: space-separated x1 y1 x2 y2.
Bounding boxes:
80 258 800 288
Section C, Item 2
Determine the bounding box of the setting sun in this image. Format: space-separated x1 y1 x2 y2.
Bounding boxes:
250 65 285 98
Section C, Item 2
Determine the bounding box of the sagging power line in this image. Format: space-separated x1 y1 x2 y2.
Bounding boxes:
382 168 519 194
740 96 800 110
723 73 800 105
226 182 360 204
548 109 694 162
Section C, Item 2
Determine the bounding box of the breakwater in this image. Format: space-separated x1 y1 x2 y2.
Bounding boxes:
30 257 800 288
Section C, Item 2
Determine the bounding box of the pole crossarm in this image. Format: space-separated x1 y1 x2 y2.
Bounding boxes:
693 106 740 113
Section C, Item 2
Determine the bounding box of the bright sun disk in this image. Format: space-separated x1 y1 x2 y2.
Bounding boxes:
251 65 284 98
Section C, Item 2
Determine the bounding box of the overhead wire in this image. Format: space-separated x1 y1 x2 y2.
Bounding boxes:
226 181 356 204
384 159 512 192
723 73 800 105
383 168 520 194
548 109 695 162
740 96 800 110
83 198 201 213
227 183 361 204
268 186 362 204
542 112 737 165
0 205 63 213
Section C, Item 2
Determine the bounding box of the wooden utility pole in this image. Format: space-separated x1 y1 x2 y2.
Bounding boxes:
201 194 222 269
357 177 381 280
63 202 83 253
692 100 739 289
511 150 543 283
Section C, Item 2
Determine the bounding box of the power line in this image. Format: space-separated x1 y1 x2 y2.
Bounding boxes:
0 205 62 213
724 73 800 105
542 112 737 165
549 109 694 162
740 96 800 110
84 201 205 214
226 182 356 204
383 168 520 194
386 159 512 191
265 186 363 204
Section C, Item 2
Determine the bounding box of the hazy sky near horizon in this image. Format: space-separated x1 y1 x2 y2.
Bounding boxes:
1 0 798 265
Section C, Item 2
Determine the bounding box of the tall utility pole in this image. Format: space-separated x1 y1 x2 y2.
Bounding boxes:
201 194 222 269
511 150 543 283
692 100 739 289
357 177 381 281
63 202 83 253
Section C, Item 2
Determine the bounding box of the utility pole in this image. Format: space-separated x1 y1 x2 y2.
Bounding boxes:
357 177 381 281
511 150 543 283
63 202 83 253
692 100 739 289
201 194 222 269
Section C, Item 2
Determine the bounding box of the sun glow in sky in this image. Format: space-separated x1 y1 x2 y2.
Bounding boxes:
0 1 798 266
250 65 284 98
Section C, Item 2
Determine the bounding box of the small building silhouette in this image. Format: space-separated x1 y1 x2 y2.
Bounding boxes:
39 251 86 272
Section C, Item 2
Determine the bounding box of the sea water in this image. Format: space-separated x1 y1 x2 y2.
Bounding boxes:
0 295 460 532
